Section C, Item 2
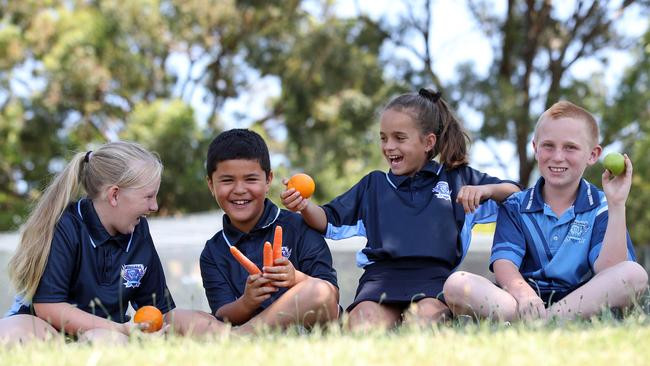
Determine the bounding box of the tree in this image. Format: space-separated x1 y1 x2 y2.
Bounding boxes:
0 0 309 229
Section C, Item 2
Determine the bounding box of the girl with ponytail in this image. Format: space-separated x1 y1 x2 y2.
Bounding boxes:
281 89 520 330
1 141 222 344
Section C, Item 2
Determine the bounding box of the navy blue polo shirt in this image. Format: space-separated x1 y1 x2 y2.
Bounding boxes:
200 199 338 316
7 199 174 322
323 160 510 269
491 177 636 293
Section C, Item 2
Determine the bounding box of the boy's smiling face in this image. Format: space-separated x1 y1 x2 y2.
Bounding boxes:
533 116 601 192
207 159 272 233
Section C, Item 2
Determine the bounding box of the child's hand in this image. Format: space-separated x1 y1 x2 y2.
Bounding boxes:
281 178 310 212
602 154 633 208
241 274 277 309
514 294 547 321
456 185 490 213
263 257 297 288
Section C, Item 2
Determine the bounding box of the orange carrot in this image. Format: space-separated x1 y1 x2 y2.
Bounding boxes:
229 246 261 275
263 241 273 268
272 225 283 263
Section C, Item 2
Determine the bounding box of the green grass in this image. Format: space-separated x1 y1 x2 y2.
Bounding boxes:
2 315 650 366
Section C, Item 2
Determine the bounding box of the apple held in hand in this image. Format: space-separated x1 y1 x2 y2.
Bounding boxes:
603 152 625 176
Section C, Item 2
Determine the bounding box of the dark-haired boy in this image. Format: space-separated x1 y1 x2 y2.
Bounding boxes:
200 129 339 331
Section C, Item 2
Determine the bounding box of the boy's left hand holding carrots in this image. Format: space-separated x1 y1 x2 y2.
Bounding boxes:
231 226 305 297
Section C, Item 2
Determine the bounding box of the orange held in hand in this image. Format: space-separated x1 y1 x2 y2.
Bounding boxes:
134 305 164 333
288 173 315 199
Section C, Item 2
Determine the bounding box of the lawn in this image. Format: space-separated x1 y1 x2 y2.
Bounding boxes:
2 316 649 366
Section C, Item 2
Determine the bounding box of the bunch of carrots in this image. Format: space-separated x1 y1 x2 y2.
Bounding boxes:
229 225 283 274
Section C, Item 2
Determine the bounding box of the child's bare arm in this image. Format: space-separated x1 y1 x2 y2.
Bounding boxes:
280 183 328 233
594 155 633 273
34 302 130 335
215 274 276 325
494 259 546 320
456 183 520 213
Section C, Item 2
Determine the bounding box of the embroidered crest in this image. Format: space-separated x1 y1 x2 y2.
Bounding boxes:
281 247 292 259
121 264 147 288
432 181 452 201
567 220 590 243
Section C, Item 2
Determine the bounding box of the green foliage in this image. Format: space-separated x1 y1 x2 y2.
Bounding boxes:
121 99 212 214
247 13 400 199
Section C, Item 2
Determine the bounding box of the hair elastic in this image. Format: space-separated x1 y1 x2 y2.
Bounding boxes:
84 151 92 163
418 89 444 135
418 88 442 103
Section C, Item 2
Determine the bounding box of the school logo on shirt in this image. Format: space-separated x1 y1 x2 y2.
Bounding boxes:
432 181 452 201
282 247 292 259
121 264 147 288
567 220 590 243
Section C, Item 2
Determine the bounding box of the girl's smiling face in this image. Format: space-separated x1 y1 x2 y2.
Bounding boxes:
380 109 436 176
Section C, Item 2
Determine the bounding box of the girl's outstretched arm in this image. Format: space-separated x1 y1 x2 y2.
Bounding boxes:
280 181 328 233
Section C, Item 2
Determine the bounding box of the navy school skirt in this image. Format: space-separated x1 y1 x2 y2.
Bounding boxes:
346 258 452 312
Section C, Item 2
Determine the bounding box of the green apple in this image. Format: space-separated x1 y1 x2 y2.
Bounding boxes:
603 152 625 176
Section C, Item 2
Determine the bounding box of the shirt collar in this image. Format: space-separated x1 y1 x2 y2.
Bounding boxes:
222 199 280 246
386 160 443 189
77 199 134 251
521 177 598 214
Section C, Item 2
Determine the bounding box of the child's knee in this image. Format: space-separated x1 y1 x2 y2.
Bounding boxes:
301 278 339 312
618 261 649 293
443 271 472 303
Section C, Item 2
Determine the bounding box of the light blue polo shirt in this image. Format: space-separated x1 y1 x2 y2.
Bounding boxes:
490 177 636 293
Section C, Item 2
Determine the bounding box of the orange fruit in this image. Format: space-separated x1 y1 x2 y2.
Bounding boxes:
133 305 163 333
287 173 315 199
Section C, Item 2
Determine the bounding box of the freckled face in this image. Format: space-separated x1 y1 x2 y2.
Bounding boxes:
533 117 601 191
207 159 271 233
380 109 436 176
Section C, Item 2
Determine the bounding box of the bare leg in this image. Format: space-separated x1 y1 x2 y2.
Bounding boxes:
238 278 339 334
165 308 227 337
78 328 128 345
403 298 450 327
0 315 59 345
347 301 402 332
548 261 648 320
443 271 518 321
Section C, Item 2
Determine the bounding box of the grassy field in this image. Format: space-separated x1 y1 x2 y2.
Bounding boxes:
2 315 650 366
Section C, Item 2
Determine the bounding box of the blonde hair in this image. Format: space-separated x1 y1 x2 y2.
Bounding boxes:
8 141 162 300
534 101 600 146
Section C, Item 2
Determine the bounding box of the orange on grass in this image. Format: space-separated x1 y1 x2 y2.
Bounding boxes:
287 173 315 199
133 305 163 333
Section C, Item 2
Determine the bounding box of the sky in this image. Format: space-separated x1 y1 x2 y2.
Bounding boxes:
179 0 648 181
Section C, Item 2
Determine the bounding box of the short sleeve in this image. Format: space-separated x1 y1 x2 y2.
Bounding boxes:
322 174 371 239
32 217 79 304
490 202 527 271
131 230 175 314
294 225 338 288
200 245 237 315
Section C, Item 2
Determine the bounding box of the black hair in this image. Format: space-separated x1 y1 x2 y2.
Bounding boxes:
206 129 271 177
384 88 470 168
